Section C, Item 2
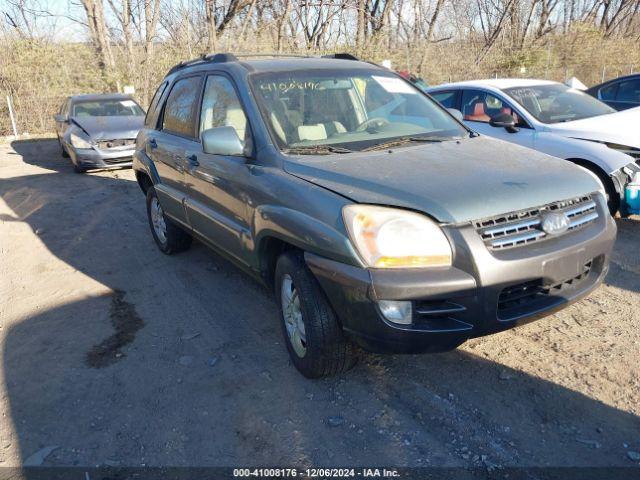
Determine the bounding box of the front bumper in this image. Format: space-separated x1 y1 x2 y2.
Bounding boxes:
305 197 617 354
611 162 640 215
68 145 134 170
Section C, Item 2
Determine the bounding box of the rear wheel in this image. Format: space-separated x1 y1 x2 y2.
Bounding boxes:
275 251 357 378
146 186 192 254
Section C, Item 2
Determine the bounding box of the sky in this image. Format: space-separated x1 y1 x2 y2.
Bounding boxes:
1 0 90 41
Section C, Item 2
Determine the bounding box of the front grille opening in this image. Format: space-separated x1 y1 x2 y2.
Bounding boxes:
412 300 472 332
475 195 598 251
104 157 132 164
497 260 594 320
97 139 136 150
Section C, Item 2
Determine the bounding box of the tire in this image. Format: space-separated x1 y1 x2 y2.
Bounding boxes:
146 186 192 255
603 177 620 217
275 250 357 378
59 137 69 158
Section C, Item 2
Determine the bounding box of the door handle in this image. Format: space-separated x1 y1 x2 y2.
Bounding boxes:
186 154 199 167
149 138 157 149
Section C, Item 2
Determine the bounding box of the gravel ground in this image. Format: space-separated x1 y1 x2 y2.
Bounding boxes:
0 139 639 470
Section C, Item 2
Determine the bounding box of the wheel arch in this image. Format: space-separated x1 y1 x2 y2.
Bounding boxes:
252 206 360 290
566 157 620 214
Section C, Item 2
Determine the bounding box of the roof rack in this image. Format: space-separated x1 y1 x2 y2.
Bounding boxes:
321 53 360 61
234 53 313 59
166 51 361 75
167 53 238 75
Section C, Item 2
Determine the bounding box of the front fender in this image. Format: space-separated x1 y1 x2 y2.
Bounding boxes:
536 133 632 174
252 205 362 268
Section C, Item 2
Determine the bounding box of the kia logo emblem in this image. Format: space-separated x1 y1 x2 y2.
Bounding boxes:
541 212 570 235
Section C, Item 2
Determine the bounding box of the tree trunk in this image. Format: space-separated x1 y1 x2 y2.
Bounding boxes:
80 0 117 88
143 0 161 105
356 0 366 50
206 0 217 52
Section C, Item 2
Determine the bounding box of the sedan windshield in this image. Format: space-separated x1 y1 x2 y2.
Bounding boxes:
504 84 615 124
72 99 144 117
250 70 468 152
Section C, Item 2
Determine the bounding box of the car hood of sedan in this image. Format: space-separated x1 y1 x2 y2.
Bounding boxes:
71 115 144 141
547 106 640 148
284 136 602 224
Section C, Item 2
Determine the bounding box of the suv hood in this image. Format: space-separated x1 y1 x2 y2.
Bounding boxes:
71 115 144 141
284 136 601 224
547 106 640 148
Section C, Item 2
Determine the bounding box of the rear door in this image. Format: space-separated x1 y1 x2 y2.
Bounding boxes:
149 74 203 226
459 89 535 148
182 73 253 262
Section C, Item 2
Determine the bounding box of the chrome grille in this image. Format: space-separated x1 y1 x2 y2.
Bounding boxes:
476 195 598 250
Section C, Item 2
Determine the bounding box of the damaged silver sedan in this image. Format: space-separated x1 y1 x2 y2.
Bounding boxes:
54 94 145 173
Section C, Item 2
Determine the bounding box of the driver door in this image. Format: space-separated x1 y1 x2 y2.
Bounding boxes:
460 89 535 148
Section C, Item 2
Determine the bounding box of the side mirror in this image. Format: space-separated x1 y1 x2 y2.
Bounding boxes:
447 108 464 122
54 114 68 123
201 126 244 156
489 113 519 133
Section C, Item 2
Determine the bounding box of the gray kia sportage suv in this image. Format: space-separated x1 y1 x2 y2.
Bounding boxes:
133 53 616 378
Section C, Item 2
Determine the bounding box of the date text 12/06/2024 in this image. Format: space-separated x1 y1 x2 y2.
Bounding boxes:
233 468 400 478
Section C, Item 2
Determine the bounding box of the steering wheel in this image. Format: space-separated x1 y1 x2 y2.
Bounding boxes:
356 117 390 132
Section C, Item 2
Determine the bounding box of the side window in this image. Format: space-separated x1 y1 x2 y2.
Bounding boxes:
431 91 457 109
61 100 69 116
461 90 526 127
599 83 618 101
162 76 203 137
145 81 168 127
616 79 640 103
199 75 248 144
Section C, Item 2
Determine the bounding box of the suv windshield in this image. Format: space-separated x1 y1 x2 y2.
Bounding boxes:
504 84 615 124
250 69 467 152
72 99 144 117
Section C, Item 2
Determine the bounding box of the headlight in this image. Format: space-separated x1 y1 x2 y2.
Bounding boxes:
70 133 92 149
342 205 452 268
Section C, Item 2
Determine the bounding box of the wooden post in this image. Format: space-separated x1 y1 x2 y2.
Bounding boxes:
6 96 18 139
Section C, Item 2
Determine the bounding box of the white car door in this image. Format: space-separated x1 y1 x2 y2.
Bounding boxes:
459 89 536 149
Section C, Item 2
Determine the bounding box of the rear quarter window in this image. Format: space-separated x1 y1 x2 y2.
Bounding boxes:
161 76 203 137
145 81 168 127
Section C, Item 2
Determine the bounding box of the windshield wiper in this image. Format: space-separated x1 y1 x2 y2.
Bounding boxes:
283 145 353 155
362 136 453 152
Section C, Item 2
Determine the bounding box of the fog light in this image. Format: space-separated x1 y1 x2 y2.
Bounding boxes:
378 300 412 325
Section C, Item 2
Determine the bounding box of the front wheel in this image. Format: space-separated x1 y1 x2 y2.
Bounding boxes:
275 251 357 378
59 137 69 158
146 186 192 255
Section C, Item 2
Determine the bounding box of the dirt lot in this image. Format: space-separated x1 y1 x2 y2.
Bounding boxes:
0 139 639 470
